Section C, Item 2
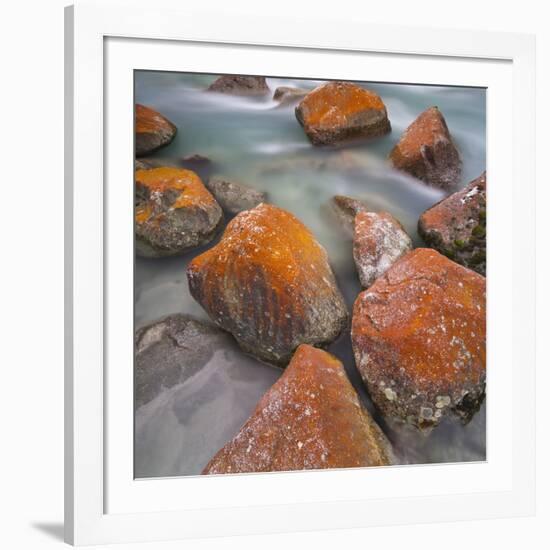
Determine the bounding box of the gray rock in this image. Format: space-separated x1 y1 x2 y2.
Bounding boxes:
273 86 308 105
135 314 233 408
207 75 269 95
330 195 371 237
205 176 267 215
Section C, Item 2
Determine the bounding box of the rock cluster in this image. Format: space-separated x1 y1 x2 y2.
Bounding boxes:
389 106 461 188
187 203 348 365
353 211 413 288
351 248 486 429
295 81 391 146
419 172 486 275
202 344 394 474
135 167 223 257
135 104 177 157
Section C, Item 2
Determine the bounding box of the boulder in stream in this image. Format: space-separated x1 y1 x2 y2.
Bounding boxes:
207 75 269 95
419 172 486 275
135 167 223 257
273 86 308 106
353 211 413 288
330 195 371 237
295 81 391 146
135 104 177 157
187 203 348 365
202 344 394 474
389 106 461 189
351 248 486 430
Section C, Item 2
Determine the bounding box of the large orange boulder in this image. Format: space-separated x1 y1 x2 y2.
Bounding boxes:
187 204 348 365
419 172 486 275
353 211 412 288
295 81 391 146
202 344 394 474
135 104 177 157
389 106 461 188
351 248 486 429
135 167 223 257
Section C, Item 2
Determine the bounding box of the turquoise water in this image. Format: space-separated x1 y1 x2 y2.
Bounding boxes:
134 72 486 477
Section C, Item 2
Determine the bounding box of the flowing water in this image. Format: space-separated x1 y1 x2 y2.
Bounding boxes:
134 71 486 478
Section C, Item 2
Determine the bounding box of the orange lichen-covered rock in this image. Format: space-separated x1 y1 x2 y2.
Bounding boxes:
207 75 269 95
351 248 486 430
389 106 461 188
353 211 412 288
135 104 177 157
202 345 394 474
187 204 348 365
135 167 223 257
295 81 391 146
419 172 486 275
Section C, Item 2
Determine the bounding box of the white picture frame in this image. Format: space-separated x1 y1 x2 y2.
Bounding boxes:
65 0 536 545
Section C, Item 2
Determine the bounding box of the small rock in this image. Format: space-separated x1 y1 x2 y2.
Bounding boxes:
135 167 223 257
295 81 391 146
207 75 269 95
205 176 267 215
202 344 394 474
135 314 232 408
353 211 413 288
187 204 348 365
418 172 486 275
135 104 177 157
389 106 461 188
181 153 211 165
330 195 371 237
273 86 308 105
351 248 486 430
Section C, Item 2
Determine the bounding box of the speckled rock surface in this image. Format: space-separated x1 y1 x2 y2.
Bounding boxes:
187 204 348 365
419 172 486 275
330 195 371 237
207 75 269 95
205 176 267 215
202 344 394 474
295 81 391 146
135 314 233 408
273 86 308 105
135 167 223 257
135 104 177 157
353 211 413 288
351 248 486 430
389 106 461 189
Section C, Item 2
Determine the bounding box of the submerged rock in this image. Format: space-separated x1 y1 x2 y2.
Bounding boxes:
135 314 232 408
135 167 223 257
273 86 308 105
207 75 269 95
330 195 371 237
202 344 394 474
351 248 486 430
135 104 177 157
419 172 486 275
205 176 267 215
353 211 412 288
295 81 391 146
187 204 348 365
389 106 461 188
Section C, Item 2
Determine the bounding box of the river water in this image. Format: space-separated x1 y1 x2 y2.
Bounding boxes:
134 71 486 478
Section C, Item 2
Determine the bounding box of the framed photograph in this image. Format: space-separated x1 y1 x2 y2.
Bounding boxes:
65 0 536 545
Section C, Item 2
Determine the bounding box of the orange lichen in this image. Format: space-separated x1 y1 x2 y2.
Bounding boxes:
202 344 393 474
187 204 348 364
300 82 386 128
135 104 174 135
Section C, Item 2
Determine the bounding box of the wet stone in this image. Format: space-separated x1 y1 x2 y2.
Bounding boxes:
202 344 394 474
330 195 371 237
295 81 391 146
135 104 177 157
351 248 486 430
419 171 486 275
205 176 267 215
389 106 461 189
207 75 269 95
187 203 348 365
